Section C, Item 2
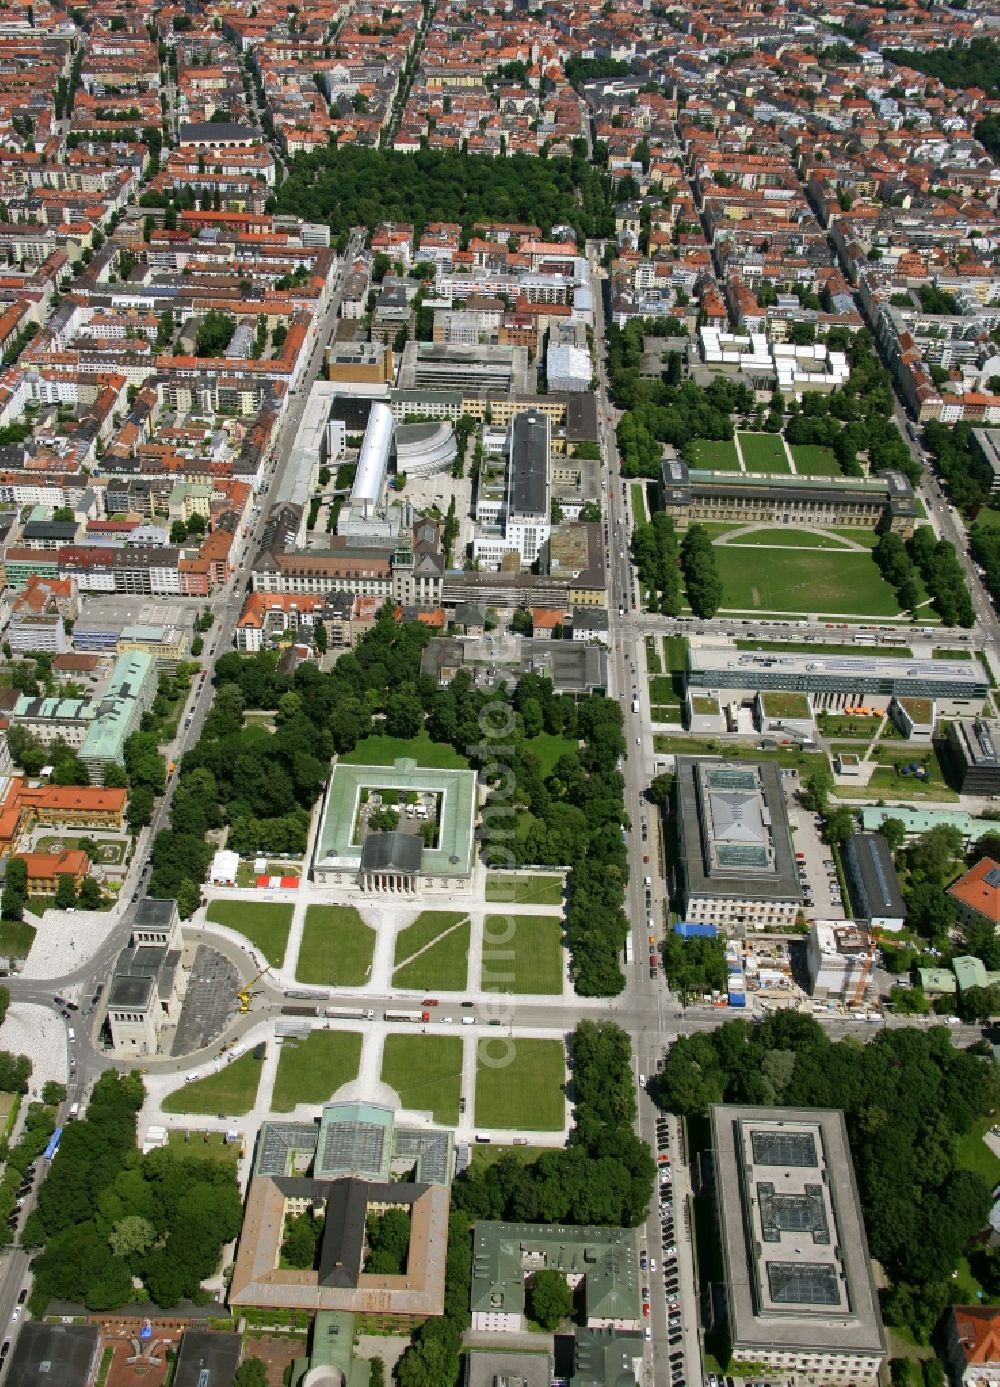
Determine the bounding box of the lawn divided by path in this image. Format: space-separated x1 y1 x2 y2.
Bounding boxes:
393 911 470 991
475 1038 566 1130
338 732 469 769
381 1034 462 1125
485 874 564 906
724 527 855 550
297 905 375 986
481 915 564 995
688 438 740 471
790 444 840 476
162 1052 262 1116
713 546 904 617
738 432 790 473
271 1030 363 1111
205 900 293 968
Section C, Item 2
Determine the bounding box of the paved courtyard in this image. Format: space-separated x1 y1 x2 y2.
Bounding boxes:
171 946 241 1057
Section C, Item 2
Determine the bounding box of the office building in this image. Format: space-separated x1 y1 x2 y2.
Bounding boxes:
709 1104 886 1386
674 758 801 932
686 647 988 712
946 717 1000 795
842 832 906 931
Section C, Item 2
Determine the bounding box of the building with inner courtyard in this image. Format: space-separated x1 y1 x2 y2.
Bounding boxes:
312 757 477 894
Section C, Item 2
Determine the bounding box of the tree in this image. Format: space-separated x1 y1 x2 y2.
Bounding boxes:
54 874 77 910
823 808 855 847
803 767 833 813
77 877 103 911
126 786 155 833
365 1208 410 1274
881 817 907 854
281 1211 323 1269
527 1269 573 1330
2 857 27 921
41 1081 66 1105
194 309 236 357
234 1361 269 1387
108 1214 156 1260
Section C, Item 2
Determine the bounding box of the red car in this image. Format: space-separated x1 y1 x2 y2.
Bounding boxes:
422 998 439 1007
642 1303 650 1317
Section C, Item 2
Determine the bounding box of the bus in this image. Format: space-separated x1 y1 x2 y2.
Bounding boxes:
43 1127 63 1162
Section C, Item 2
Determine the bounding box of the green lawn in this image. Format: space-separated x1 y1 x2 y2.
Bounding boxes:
649 675 678 704
0 921 35 958
644 635 662 674
162 1053 263 1116
481 916 564 995
34 836 126 864
653 735 828 773
522 733 577 776
736 639 913 657
393 912 470 991
166 1130 240 1164
470 1143 555 1169
837 766 958 802
688 438 740 471
725 528 856 550
630 481 648 523
485 874 564 905
297 905 375 987
475 1038 566 1131
956 1116 1000 1185
933 648 973 660
760 691 811 718
205 901 294 968
339 732 469 769
271 1030 363 1111
790 443 840 476
738 431 790 473
831 528 881 549
713 546 905 617
381 1035 462 1125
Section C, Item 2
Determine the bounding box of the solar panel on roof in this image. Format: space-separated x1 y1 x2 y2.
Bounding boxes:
985 868 1000 890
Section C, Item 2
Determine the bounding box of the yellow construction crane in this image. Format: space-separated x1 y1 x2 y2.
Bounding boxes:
237 965 269 1013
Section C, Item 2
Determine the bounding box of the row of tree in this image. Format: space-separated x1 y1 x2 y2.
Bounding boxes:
655 1011 998 1344
26 1072 243 1311
632 511 682 615
680 524 722 618
908 526 975 627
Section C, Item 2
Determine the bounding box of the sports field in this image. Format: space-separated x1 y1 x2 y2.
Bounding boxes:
481 915 564 995
393 912 470 991
714 546 904 616
688 438 740 471
297 905 375 987
474 1038 566 1131
738 432 790 473
381 1035 462 1125
790 444 840 477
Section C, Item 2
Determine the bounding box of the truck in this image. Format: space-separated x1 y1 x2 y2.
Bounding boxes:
325 1006 375 1021
384 1009 431 1023
632 698 640 713
624 935 634 965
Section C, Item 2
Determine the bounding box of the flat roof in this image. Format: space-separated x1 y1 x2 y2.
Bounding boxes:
173 1331 242 1387
711 1104 886 1359
5 1323 99 1387
509 410 549 519
315 758 476 878
845 832 906 919
690 647 987 687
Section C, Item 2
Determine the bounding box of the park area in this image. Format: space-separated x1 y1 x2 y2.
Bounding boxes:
339 732 469 769
738 431 790 473
296 905 375 987
687 438 740 471
723 527 861 550
481 915 564 995
162 1052 263 1116
393 912 470 991
34 835 127 865
485 873 564 906
475 1038 566 1131
712 545 906 616
789 443 840 477
381 1034 462 1125
205 900 293 968
271 1030 362 1111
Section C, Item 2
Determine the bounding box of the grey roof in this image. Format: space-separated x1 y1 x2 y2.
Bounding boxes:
509 410 549 519
172 1331 243 1387
179 121 263 142
359 830 423 874
5 1323 99 1387
134 897 177 930
844 832 906 922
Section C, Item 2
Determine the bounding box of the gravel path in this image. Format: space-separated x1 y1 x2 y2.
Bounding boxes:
19 907 120 980
0 1003 67 1095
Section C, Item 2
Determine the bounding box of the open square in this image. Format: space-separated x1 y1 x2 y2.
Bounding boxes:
205 900 293 968
481 915 564 995
271 1029 363 1111
381 1034 462 1125
688 438 740 471
738 432 791 473
474 1038 566 1130
393 911 470 991
162 1051 262 1116
297 905 375 986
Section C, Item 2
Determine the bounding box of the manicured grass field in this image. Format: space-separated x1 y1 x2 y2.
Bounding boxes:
393 912 470 991
481 915 564 995
688 438 740 471
630 481 648 523
271 1030 363 1111
738 432 790 473
35 835 126 864
205 900 294 968
297 905 375 987
837 766 958 802
649 676 677 704
956 1116 1000 1185
644 635 662 674
713 546 904 616
485 874 564 906
736 640 913 657
381 1035 462 1125
790 443 840 477
522 733 577 776
725 527 854 550
831 528 881 549
162 1053 263 1116
654 735 828 773
470 1142 554 1169
475 1038 566 1131
760 691 811 718
166 1130 240 1164
339 732 469 769
0 921 35 957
